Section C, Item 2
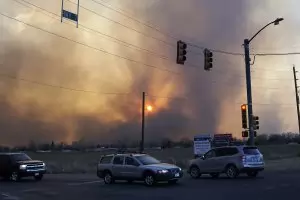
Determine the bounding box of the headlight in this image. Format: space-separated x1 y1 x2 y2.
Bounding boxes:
19 164 27 170
178 167 182 171
157 169 168 174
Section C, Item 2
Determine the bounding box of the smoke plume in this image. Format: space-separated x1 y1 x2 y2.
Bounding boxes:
0 0 298 146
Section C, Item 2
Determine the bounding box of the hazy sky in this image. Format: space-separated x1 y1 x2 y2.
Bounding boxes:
0 0 300 146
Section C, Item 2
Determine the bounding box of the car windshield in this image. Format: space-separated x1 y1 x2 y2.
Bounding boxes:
243 147 260 155
135 155 161 165
12 154 32 161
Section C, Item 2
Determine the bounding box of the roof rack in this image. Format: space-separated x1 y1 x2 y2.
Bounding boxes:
114 148 142 154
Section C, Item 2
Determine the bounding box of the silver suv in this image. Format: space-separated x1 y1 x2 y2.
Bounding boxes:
187 146 264 179
97 153 183 186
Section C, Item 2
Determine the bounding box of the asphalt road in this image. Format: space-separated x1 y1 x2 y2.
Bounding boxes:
1 171 300 200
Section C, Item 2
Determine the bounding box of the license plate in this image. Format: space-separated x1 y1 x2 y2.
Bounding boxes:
35 173 39 176
174 173 180 177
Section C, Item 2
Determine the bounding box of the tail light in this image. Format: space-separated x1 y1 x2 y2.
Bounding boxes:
240 155 246 163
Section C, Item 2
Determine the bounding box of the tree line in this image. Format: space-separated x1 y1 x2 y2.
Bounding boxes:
0 133 299 152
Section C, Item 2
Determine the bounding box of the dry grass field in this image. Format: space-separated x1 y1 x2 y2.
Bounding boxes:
26 145 300 174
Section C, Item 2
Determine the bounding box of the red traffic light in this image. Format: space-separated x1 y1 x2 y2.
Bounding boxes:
241 104 247 110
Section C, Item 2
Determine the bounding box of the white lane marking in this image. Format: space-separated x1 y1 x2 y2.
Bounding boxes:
67 180 104 186
1 193 20 200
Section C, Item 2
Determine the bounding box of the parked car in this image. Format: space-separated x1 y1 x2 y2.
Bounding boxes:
187 146 264 179
97 153 183 186
0 152 46 181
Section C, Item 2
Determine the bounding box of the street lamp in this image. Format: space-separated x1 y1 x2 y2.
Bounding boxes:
244 17 284 146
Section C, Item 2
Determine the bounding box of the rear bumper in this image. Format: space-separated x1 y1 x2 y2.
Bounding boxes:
240 167 264 173
155 171 184 181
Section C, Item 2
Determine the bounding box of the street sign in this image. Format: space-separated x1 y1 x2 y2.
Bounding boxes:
62 10 78 22
193 134 212 156
213 134 233 147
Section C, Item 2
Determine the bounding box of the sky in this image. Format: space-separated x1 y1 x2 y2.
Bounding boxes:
0 0 300 146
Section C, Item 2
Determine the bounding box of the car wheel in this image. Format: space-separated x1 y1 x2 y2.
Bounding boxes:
103 171 114 184
225 165 239 179
144 173 156 186
10 172 20 182
247 171 258 178
189 166 201 179
34 174 43 181
210 173 220 179
168 180 178 184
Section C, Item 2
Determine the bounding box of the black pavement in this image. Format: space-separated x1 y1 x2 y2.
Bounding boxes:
1 171 300 200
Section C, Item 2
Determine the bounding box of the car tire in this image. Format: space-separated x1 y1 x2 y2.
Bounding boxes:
34 174 43 181
144 173 156 186
168 180 178 184
247 171 258 178
10 171 20 182
225 165 239 179
210 173 220 179
103 171 114 184
189 166 201 179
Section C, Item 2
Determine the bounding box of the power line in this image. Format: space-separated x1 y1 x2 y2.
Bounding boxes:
66 0 175 48
6 1 299 83
69 0 300 57
0 72 130 95
14 0 170 61
87 0 248 57
0 72 294 106
14 0 300 77
0 12 179 74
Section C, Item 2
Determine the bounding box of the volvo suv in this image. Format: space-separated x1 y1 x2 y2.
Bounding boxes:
187 146 264 179
97 153 183 186
0 153 46 181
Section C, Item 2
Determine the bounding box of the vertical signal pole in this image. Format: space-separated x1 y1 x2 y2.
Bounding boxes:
140 92 146 153
243 39 254 146
61 0 64 23
76 0 80 28
293 66 300 134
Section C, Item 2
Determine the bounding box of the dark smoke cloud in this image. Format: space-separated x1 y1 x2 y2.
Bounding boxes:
0 0 282 146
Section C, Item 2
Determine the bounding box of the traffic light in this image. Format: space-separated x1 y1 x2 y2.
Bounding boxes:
254 131 257 137
242 131 248 138
252 116 259 130
176 40 187 65
204 48 213 71
241 104 247 129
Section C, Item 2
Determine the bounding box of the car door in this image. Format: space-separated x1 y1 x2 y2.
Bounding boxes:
200 149 219 173
121 156 141 179
111 156 125 179
0 155 11 177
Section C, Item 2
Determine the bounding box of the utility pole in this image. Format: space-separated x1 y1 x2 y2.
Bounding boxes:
243 18 284 146
140 92 145 153
243 39 254 146
293 66 300 134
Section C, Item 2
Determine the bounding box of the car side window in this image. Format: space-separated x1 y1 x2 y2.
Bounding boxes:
125 157 139 166
113 156 124 165
100 156 113 164
204 150 216 159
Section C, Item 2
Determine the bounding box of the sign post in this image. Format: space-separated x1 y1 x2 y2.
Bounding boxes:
193 134 212 157
61 0 80 28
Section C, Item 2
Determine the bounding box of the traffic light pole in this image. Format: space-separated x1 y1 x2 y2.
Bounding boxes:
293 66 300 134
140 92 146 153
243 39 254 146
